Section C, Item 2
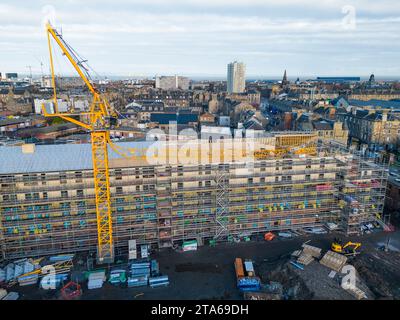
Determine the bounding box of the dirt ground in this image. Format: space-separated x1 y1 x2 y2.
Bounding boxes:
9 230 400 300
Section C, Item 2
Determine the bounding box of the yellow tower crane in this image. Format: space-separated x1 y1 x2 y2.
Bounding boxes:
42 22 115 263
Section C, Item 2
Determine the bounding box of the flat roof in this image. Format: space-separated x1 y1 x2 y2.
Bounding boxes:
0 141 154 175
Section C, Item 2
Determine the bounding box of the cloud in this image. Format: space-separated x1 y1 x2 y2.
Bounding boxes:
0 1 399 77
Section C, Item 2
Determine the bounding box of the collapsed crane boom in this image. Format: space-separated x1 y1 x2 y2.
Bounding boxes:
43 22 114 263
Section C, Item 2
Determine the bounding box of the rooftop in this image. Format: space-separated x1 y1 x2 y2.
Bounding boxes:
349 99 400 110
0 141 154 175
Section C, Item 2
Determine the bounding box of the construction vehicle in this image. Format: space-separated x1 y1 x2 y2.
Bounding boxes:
234 258 261 292
331 238 361 256
42 22 137 264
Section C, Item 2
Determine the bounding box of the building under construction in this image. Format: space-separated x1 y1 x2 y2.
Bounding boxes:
0 132 388 261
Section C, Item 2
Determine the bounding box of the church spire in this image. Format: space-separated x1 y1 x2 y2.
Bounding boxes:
281 70 288 87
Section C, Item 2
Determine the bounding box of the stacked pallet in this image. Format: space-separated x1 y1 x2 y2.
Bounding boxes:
301 244 322 258
319 251 348 272
297 253 314 266
346 286 367 300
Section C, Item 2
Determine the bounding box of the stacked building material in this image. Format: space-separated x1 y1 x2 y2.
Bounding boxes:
301 244 322 258
244 292 281 300
49 254 75 262
297 253 314 266
39 273 68 289
4 258 41 285
319 250 348 272
182 240 198 251
127 275 148 288
49 259 74 275
128 262 150 287
18 273 39 286
345 286 367 300
0 289 7 300
2 292 19 300
5 264 14 282
130 262 151 277
278 232 293 238
244 260 255 277
149 275 169 288
87 270 106 289
0 268 5 282
109 269 127 285
14 263 24 279
151 260 159 277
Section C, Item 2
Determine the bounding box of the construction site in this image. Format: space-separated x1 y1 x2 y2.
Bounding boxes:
0 131 390 259
0 130 396 299
0 22 399 301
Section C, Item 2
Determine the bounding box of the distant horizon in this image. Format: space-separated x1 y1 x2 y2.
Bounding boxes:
11 73 400 82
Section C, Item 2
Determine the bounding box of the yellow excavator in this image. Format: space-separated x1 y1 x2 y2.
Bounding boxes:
331 238 361 256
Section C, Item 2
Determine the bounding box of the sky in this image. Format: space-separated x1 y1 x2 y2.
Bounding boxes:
1 0 400 79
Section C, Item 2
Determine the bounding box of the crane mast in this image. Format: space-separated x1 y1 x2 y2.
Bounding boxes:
44 22 114 264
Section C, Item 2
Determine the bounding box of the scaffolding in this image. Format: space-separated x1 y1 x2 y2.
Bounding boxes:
214 164 230 241
322 141 389 235
0 137 389 260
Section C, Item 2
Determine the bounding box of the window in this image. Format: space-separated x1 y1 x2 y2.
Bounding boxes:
25 193 32 200
178 182 183 189
43 192 48 199
75 171 83 183
77 190 84 197
116 186 123 195
305 175 311 181
61 191 68 198
178 166 183 176
60 173 67 184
